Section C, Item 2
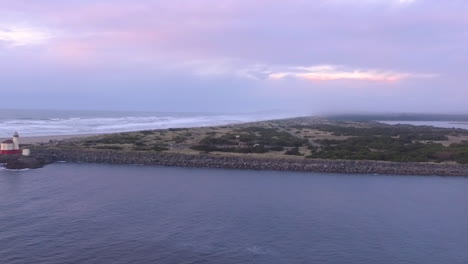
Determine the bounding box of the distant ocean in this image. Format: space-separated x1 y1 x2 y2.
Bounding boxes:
0 109 289 138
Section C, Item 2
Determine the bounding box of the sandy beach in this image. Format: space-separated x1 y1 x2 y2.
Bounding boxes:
8 134 95 144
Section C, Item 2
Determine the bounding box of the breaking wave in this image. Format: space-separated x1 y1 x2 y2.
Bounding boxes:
0 111 285 137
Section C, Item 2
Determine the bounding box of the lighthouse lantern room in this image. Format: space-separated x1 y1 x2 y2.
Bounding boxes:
0 132 22 155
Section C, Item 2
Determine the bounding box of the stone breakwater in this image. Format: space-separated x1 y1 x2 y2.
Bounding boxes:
0 155 51 170
31 148 468 176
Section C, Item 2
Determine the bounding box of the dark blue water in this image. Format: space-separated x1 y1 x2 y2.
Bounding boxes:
1 164 468 264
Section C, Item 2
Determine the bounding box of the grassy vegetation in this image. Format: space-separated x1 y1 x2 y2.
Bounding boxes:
285 147 303 156
292 123 468 141
54 117 468 164
190 127 308 154
286 123 468 163
85 133 144 145
309 136 468 163
94 145 124 150
191 144 269 154
235 127 308 147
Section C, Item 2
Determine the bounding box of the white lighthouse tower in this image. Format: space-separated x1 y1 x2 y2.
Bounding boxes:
12 131 20 150
0 132 23 155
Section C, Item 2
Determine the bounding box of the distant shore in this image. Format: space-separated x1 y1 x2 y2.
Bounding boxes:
16 116 468 176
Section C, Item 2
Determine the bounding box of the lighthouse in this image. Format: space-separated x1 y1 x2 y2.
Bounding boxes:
0 132 22 155
13 131 19 150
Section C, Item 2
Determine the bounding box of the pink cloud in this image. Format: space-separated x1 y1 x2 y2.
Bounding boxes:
0 0 459 81
268 65 437 83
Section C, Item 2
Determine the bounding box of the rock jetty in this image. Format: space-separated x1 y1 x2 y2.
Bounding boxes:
0 155 52 170
32 148 468 176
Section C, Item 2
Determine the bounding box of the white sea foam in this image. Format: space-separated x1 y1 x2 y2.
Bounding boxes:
246 246 271 255
0 111 288 137
0 167 31 172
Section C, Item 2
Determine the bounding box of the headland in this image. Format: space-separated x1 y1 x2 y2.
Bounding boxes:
9 116 468 176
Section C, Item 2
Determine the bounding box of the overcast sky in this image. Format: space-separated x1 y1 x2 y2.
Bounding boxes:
0 0 467 113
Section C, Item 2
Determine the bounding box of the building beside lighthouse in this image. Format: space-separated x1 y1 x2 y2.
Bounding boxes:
0 132 23 155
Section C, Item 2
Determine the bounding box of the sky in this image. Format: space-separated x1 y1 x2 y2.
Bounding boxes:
0 0 467 114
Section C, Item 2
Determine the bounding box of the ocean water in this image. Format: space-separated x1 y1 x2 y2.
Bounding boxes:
1 163 467 264
0 109 285 138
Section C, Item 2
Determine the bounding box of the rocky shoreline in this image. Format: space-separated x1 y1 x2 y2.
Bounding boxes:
30 148 468 176
0 154 52 170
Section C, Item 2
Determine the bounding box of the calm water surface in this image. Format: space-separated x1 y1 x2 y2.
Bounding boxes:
1 164 468 264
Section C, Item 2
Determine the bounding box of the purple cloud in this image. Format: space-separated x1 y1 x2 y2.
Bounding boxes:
0 0 467 112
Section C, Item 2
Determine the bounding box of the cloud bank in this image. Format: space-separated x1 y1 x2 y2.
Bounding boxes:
0 0 467 113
